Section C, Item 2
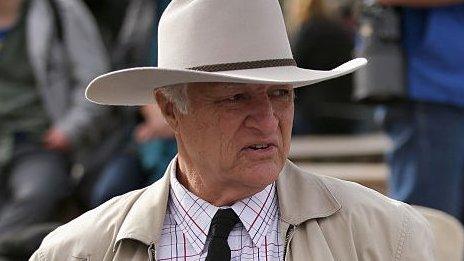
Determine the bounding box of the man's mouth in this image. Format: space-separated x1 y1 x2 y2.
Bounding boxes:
243 143 276 151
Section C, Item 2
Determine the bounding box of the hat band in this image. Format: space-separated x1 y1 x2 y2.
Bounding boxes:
187 58 296 72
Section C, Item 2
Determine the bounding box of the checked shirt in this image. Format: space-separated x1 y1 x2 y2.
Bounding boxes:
155 162 284 260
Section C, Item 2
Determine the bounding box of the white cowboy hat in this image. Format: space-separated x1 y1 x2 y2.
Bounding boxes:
86 0 367 106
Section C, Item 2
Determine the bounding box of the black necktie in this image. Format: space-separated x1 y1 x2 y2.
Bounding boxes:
205 208 240 261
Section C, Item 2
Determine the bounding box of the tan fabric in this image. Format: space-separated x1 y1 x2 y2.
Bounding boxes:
413 206 463 261
30 160 435 261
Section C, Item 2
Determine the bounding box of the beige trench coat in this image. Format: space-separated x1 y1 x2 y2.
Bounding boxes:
30 160 435 260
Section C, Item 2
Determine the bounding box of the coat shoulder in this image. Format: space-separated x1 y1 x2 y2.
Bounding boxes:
317 172 425 227
290 163 435 260
31 188 147 260
287 161 422 219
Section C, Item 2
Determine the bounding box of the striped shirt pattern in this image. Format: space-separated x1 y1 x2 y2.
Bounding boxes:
155 163 284 260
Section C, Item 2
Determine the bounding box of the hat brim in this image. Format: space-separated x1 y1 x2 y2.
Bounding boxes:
86 58 367 105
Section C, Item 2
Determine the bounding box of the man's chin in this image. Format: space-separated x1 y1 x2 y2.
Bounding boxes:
242 160 283 183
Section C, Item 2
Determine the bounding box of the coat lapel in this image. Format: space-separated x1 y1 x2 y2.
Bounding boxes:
277 160 341 226
286 221 336 261
113 158 173 249
277 160 342 261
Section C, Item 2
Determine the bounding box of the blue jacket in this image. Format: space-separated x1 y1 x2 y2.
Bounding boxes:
403 4 464 107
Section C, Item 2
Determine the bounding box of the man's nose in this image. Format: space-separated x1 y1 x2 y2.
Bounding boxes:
245 97 278 134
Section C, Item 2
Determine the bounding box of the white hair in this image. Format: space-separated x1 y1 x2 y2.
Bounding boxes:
157 83 189 114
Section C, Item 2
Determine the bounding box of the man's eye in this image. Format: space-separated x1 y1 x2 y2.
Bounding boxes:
226 94 246 102
270 89 292 98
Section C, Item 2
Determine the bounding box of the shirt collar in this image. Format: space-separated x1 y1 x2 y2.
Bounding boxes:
169 161 279 255
114 158 341 251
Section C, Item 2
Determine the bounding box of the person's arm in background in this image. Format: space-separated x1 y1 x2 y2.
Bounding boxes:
134 105 174 143
378 0 463 7
45 0 110 151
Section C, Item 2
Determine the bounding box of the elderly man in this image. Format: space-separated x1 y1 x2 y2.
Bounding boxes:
31 0 435 260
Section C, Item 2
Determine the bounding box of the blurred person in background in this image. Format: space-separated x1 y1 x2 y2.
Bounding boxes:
378 0 464 220
0 0 108 258
286 0 377 135
81 0 176 208
89 104 176 208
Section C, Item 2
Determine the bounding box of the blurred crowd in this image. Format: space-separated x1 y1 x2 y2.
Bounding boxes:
0 0 463 259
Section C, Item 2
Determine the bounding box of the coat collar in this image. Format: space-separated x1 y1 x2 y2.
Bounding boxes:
113 158 173 249
277 160 341 225
114 158 341 249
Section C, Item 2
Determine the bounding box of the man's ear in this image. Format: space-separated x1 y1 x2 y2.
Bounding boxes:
154 90 180 132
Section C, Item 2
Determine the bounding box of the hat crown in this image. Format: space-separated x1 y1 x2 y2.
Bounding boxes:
158 0 293 70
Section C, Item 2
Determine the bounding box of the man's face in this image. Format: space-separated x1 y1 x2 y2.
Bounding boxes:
175 83 294 192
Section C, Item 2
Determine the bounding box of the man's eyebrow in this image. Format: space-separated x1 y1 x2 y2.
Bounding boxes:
214 84 246 93
219 83 246 89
